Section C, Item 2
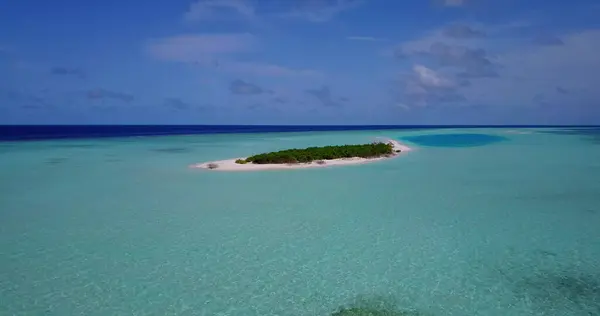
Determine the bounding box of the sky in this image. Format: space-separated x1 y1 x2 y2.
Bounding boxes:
1 0 599 125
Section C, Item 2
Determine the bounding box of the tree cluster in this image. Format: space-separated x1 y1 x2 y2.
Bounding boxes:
237 142 395 164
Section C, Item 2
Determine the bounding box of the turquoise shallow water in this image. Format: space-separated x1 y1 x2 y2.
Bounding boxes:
1 128 600 315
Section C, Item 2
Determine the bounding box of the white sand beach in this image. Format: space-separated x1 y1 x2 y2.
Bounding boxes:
190 139 412 171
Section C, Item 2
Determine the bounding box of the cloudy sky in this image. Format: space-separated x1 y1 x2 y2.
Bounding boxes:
1 0 599 124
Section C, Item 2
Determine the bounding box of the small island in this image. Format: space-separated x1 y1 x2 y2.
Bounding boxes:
237 142 395 164
191 139 411 171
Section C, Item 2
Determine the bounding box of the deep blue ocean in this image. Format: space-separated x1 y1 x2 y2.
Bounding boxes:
1 125 597 141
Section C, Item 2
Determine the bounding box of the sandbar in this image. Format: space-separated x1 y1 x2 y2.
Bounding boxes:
190 139 412 171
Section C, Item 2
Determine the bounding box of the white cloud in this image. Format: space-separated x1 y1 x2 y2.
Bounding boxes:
393 26 600 114
183 0 363 24
413 65 456 88
399 65 466 107
441 29 600 111
146 33 321 77
388 23 600 112
394 31 499 79
279 0 365 22
184 0 255 23
393 25 491 57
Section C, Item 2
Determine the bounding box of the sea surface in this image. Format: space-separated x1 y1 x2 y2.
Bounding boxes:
1 126 600 315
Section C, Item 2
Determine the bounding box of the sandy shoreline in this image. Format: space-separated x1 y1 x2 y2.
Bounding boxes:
190 139 412 171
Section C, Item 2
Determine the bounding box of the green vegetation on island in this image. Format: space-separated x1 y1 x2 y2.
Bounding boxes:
236 142 396 165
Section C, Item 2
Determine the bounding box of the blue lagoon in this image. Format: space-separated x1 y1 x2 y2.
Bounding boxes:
1 127 599 315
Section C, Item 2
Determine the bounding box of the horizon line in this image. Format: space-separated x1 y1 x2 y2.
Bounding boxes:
1 124 598 127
